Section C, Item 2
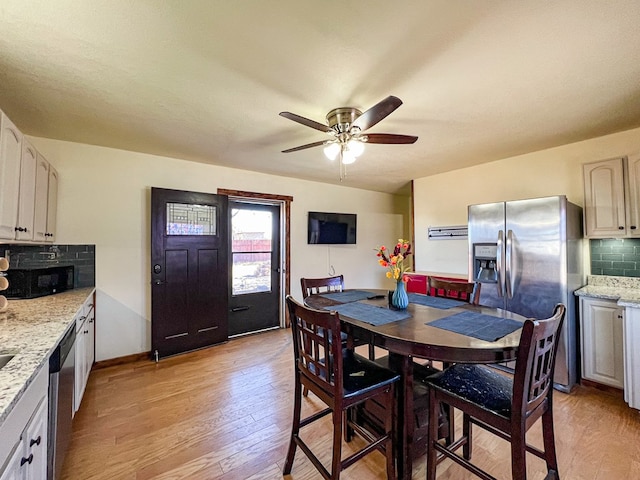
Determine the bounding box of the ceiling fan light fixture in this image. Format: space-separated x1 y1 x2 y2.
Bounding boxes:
346 138 365 157
341 148 356 165
323 142 340 160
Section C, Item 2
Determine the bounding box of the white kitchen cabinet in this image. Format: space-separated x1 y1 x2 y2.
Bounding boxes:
33 154 51 243
579 297 625 388
15 139 37 241
0 398 48 480
623 307 640 410
74 292 95 413
583 155 640 238
22 397 47 480
45 165 58 243
0 366 48 480
0 110 23 240
0 108 57 243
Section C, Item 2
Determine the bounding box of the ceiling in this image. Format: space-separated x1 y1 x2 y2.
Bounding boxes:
2 1 640 195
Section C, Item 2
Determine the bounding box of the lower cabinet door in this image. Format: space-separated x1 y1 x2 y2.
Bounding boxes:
24 398 47 480
580 297 625 388
0 442 24 480
0 398 48 480
74 318 87 414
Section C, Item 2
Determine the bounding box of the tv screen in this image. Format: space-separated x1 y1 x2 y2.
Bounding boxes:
308 211 357 245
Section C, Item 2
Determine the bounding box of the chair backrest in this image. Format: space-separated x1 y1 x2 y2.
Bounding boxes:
286 295 343 400
512 303 566 420
428 277 481 305
300 275 345 299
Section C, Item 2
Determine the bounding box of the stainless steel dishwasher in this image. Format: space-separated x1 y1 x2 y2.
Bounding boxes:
47 322 75 480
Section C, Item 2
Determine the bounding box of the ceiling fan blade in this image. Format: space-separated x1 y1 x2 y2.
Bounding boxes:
282 140 328 153
279 112 333 133
351 96 403 131
365 133 418 144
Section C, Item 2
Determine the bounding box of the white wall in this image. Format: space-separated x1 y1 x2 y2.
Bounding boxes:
413 126 640 276
31 138 409 361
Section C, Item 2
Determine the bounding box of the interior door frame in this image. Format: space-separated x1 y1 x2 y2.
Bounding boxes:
218 188 292 327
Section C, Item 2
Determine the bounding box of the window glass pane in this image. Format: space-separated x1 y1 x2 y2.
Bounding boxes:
232 253 271 295
231 208 273 295
166 203 216 235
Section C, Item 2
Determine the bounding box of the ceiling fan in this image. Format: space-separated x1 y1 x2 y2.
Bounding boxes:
279 95 418 180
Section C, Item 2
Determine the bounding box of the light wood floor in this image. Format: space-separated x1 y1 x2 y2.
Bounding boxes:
61 328 640 480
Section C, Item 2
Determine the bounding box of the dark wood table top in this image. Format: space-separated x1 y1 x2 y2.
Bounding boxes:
305 289 526 364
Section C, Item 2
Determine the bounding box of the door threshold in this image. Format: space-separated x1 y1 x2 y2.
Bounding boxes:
229 326 281 339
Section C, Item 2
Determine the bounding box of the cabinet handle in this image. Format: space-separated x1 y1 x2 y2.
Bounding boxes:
619 226 625 230
20 454 33 466
84 330 89 334
631 226 637 230
30 436 41 447
618 314 623 319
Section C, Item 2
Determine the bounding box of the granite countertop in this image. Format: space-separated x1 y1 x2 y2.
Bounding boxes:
0 287 95 426
574 275 640 307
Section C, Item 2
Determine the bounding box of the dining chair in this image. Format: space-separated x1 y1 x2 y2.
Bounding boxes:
300 275 345 298
428 276 481 305
425 303 566 480
284 295 400 480
301 275 376 360
355 357 452 461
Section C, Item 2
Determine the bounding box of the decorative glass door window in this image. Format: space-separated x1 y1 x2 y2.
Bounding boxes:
231 208 273 295
166 203 216 235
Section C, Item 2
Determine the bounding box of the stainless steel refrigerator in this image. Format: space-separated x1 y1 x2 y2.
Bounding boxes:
468 195 584 392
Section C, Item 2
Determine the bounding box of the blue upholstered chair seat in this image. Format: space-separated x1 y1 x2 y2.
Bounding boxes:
427 363 513 418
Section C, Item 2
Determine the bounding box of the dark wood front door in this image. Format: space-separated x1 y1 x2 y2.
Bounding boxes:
151 187 229 359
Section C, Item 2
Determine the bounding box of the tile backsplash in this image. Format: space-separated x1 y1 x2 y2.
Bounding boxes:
590 238 640 277
0 244 95 288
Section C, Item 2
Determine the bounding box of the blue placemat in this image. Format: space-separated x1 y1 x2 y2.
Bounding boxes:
408 293 465 309
318 290 378 303
428 311 522 342
324 302 411 326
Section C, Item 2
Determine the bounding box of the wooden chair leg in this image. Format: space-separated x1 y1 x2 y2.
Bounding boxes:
283 381 303 474
541 408 559 476
510 426 528 480
445 403 455 446
384 388 397 480
331 409 343 479
463 412 472 460
426 389 440 480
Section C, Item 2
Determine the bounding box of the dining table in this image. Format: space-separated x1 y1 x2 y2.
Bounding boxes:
304 288 527 480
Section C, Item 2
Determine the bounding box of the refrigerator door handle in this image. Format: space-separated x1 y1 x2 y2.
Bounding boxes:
496 230 504 298
505 229 514 299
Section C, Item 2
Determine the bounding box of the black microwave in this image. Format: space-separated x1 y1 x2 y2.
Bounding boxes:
4 265 74 299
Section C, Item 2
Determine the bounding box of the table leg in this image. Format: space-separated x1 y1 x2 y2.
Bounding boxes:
388 352 414 480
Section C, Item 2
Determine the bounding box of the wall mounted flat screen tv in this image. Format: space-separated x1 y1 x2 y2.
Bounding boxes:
308 211 357 245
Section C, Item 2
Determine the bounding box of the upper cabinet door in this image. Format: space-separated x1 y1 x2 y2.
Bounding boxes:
0 111 23 239
625 154 640 237
46 165 58 242
33 153 50 242
16 139 37 241
583 157 627 238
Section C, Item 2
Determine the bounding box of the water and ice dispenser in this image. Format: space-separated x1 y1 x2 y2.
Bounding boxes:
472 243 498 283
